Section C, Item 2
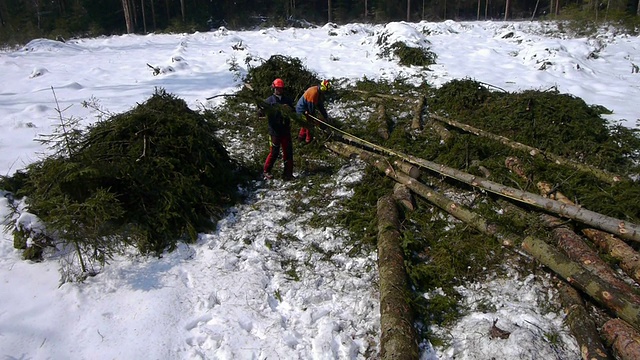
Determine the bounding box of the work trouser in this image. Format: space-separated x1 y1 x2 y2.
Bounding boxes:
264 133 293 178
298 113 313 143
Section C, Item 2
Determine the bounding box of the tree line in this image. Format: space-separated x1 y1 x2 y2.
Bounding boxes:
0 0 639 46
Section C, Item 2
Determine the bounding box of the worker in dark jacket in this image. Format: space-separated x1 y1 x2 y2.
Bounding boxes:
262 78 295 180
295 79 331 144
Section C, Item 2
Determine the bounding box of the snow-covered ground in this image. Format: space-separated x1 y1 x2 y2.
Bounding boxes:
2 20 639 359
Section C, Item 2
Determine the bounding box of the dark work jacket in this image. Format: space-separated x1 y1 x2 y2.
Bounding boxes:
265 94 294 136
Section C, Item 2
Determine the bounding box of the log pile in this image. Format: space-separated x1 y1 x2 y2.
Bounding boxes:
317 96 640 359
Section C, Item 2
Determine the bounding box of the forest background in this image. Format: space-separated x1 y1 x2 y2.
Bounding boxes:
2 0 640 47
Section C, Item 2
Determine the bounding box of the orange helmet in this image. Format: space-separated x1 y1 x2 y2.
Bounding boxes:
320 79 331 92
272 78 285 89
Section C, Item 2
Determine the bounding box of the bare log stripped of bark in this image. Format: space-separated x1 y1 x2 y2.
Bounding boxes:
557 282 611 360
377 195 419 360
411 96 425 130
584 228 640 285
542 215 640 304
393 183 415 211
333 131 640 242
601 318 640 360
430 113 623 184
521 236 640 330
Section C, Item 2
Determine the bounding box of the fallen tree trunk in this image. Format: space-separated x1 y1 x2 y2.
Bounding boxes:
522 236 640 330
583 228 640 285
393 183 415 211
430 113 623 185
601 318 640 360
327 141 640 330
327 141 520 247
557 282 611 360
411 96 425 130
377 194 419 360
542 215 640 304
374 104 390 140
331 132 640 242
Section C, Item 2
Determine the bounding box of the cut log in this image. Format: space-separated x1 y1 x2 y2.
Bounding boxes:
393 183 415 211
331 133 640 242
377 195 419 360
584 228 640 285
374 104 390 140
537 181 573 204
328 141 640 330
393 160 421 179
541 215 640 304
601 318 640 360
557 282 611 360
471 160 492 178
426 119 452 142
411 96 425 130
430 113 623 185
327 141 519 247
505 156 528 181
521 236 640 330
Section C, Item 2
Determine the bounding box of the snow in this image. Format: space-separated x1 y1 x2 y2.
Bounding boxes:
1 20 639 359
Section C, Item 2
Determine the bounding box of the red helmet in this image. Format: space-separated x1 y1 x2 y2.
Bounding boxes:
272 78 285 89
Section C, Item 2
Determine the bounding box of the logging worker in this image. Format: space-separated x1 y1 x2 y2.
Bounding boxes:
261 78 295 181
295 79 331 144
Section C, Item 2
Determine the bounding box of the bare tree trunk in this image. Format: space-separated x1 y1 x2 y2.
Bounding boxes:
504 0 510 19
327 141 521 247
601 318 640 360
328 0 332 23
180 0 185 23
330 131 640 242
150 0 156 30
477 0 481 20
364 0 368 19
140 0 147 34
550 0 554 17
430 113 623 184
557 282 611 360
522 236 640 330
407 0 411 21
0 0 5 27
485 0 489 19
541 214 640 304
122 0 134 34
584 228 640 285
328 140 640 330
165 0 170 22
377 195 419 360
532 0 541 20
